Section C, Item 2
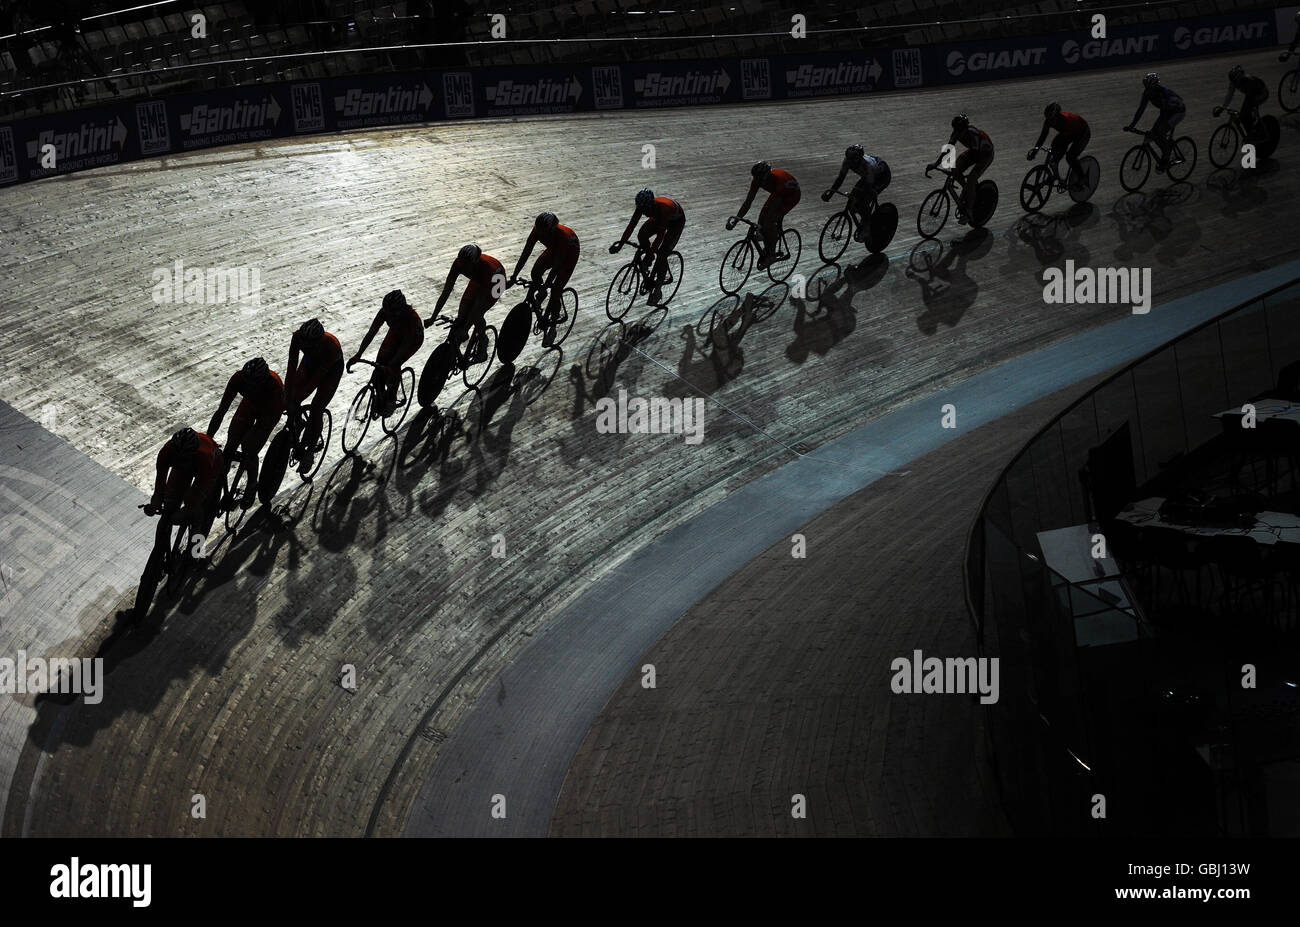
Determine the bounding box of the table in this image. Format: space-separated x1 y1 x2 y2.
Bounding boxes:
1116 496 1300 546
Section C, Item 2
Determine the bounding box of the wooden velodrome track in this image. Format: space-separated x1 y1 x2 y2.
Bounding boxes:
2 48 1299 836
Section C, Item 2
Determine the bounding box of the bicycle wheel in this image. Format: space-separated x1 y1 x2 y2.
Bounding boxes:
164 522 191 598
497 301 532 364
767 228 801 283
1018 164 1054 213
463 325 497 390
1256 115 1281 161
303 410 331 481
224 464 249 533
658 251 684 306
1278 68 1300 114
605 261 641 322
1068 156 1100 203
381 367 416 436
865 202 898 253
1167 136 1197 183
818 210 853 264
418 343 456 408
259 429 291 504
553 288 579 345
971 180 998 228
1119 144 1151 193
917 188 949 239
341 383 374 455
1208 123 1239 170
719 237 753 296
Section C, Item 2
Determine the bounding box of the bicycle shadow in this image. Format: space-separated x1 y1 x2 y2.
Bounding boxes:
1203 165 1274 219
1009 204 1097 267
907 232 992 335
784 265 858 362
1107 184 1202 265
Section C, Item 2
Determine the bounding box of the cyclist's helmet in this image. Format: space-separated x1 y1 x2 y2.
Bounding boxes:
951 113 969 131
535 211 558 232
1044 101 1062 120
635 187 654 211
751 160 771 180
458 243 481 265
241 356 269 383
845 144 864 163
382 288 407 313
1228 65 1244 82
299 318 325 342
171 426 199 455
1143 72 1160 87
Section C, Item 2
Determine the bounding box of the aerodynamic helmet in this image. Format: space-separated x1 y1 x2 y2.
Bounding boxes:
241 356 269 383
299 318 325 342
845 144 864 163
171 426 199 455
458 243 482 264
535 211 558 232
1044 102 1062 120
635 188 654 210
1143 72 1160 87
751 160 771 179
382 289 407 313
951 113 969 131
1228 65 1244 82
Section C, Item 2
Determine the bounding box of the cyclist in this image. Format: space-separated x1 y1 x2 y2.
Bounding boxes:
1286 10 1300 58
728 161 801 269
821 144 891 242
1029 103 1091 189
426 244 506 367
930 114 994 223
131 427 225 620
507 212 580 346
1216 65 1269 140
206 356 284 509
348 289 424 417
1126 72 1185 170
284 317 344 475
611 188 685 304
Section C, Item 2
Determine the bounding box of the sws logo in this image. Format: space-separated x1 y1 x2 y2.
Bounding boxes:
1061 34 1159 63
946 46 1046 76
291 83 325 131
0 126 18 183
893 48 923 88
634 69 731 97
484 77 581 107
26 117 127 161
443 72 474 117
335 81 434 116
135 100 170 155
741 58 771 100
592 65 623 109
1173 22 1267 50
179 96 281 136
785 59 882 89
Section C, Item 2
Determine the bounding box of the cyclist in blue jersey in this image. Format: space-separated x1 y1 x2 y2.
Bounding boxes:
822 145 891 242
1126 72 1185 170
1216 65 1269 140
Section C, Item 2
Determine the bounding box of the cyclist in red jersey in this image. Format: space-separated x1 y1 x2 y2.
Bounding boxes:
1031 102 1091 190
611 188 685 304
206 356 285 508
426 244 506 365
728 161 800 269
145 426 225 537
931 114 994 223
348 289 424 416
508 212 580 346
284 317 343 475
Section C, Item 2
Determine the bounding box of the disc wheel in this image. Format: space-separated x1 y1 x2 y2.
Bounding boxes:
818 210 853 264
259 429 291 504
917 188 950 239
1068 156 1100 203
1208 123 1238 170
719 237 753 296
971 180 998 228
497 300 532 365
657 251 684 306
766 228 801 283
418 343 456 408
1119 144 1151 193
1019 164 1054 213
552 288 579 346
164 523 191 598
865 202 898 253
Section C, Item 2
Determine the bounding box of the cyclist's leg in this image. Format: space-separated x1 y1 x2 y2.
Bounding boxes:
1067 127 1090 183
953 150 974 216
654 221 683 291
304 358 342 452
847 178 871 236
375 328 402 409
636 222 659 277
532 249 557 318
757 198 781 265
1049 134 1070 181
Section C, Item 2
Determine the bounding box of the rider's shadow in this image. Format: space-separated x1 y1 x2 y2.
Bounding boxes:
1205 166 1272 218
784 267 859 363
1010 205 1096 267
1108 185 1201 264
908 232 991 335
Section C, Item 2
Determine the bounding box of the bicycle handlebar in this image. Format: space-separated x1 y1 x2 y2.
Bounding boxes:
727 215 758 230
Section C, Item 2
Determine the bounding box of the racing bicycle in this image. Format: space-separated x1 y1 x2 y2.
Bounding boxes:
817 189 898 263
917 164 998 239
719 215 801 296
1119 126 1197 192
605 241 684 321
1208 106 1280 168
1019 146 1100 213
